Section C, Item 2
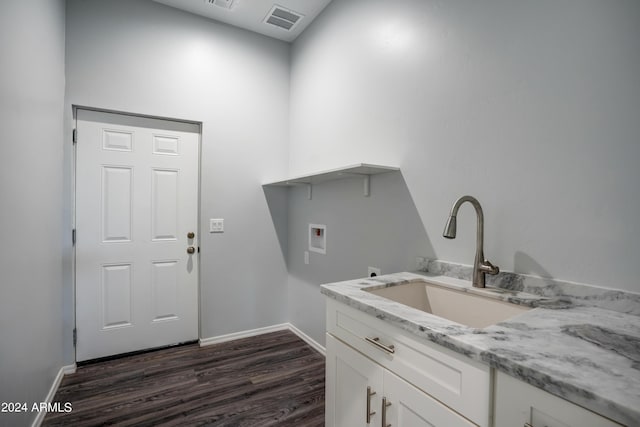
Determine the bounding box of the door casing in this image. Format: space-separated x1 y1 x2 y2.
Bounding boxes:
72 106 203 362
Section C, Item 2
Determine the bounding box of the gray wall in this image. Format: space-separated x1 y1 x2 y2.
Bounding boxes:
65 0 290 347
286 173 433 345
0 1 67 426
287 0 640 342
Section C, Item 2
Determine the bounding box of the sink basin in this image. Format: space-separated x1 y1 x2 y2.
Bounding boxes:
366 280 530 328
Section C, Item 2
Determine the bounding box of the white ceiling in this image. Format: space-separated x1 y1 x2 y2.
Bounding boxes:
153 0 332 43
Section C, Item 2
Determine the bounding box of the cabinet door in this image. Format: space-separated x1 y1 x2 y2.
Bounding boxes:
383 370 476 427
494 371 622 427
326 334 384 427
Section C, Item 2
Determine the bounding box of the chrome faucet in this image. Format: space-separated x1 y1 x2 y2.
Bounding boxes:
443 195 499 288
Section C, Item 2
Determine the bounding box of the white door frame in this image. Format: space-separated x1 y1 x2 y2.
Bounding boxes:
72 105 203 362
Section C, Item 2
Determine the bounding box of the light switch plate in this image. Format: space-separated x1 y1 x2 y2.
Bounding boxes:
209 218 224 233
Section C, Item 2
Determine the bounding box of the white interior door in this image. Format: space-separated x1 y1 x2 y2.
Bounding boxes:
75 109 199 362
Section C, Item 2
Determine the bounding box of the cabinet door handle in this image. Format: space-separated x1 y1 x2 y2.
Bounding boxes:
524 424 533 427
366 386 376 423
365 336 395 354
382 397 392 427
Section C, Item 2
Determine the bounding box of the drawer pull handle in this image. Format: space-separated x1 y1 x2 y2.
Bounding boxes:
382 397 392 427
366 386 376 423
524 424 533 427
365 336 395 354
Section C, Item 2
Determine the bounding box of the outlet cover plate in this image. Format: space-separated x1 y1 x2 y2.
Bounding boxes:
368 266 381 277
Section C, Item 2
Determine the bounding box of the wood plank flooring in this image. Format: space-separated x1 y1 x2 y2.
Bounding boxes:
43 330 325 426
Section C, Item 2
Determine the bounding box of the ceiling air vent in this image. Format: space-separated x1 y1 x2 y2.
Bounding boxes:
264 5 304 31
204 0 235 10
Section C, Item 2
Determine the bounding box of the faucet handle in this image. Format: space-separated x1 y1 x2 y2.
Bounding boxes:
480 260 500 275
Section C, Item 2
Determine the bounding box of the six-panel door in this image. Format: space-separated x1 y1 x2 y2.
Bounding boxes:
75 109 199 361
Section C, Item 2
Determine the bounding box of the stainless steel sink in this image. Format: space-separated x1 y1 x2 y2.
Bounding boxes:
366 279 530 328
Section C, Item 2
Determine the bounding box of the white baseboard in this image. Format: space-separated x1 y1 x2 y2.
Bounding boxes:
200 323 325 356
287 323 326 356
199 323 290 347
31 364 76 427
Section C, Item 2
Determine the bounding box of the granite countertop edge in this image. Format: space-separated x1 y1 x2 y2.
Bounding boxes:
320 272 640 427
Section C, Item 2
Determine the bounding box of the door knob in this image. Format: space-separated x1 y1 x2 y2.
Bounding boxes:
187 232 195 239
187 246 195 254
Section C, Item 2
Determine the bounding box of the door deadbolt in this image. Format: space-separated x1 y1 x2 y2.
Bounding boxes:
187 232 195 239
187 246 196 254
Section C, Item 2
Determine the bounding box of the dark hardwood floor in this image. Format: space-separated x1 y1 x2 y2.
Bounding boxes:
43 330 325 426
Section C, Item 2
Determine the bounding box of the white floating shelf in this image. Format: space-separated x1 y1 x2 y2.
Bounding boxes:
263 163 400 198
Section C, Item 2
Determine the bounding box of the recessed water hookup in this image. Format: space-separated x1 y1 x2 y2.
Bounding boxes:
309 224 326 254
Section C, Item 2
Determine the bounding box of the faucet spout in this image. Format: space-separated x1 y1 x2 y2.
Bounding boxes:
443 195 499 288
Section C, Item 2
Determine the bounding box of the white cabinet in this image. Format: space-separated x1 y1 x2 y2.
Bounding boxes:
326 334 475 427
325 299 489 427
494 371 623 427
326 334 383 426
384 368 475 427
325 299 624 427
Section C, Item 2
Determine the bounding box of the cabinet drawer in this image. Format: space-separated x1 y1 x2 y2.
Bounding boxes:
326 299 489 426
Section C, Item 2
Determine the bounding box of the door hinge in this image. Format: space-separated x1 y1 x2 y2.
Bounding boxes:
73 328 77 346
72 129 77 144
72 229 76 245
